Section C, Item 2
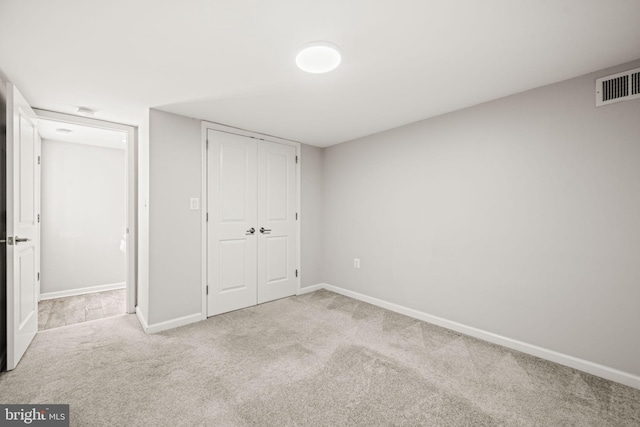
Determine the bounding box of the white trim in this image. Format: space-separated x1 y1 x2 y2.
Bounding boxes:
40 282 126 300
34 109 137 130
33 108 137 315
36 133 42 302
127 127 137 315
320 283 640 390
135 306 149 333
297 283 324 295
200 123 208 320
295 145 301 295
142 312 202 334
201 120 303 147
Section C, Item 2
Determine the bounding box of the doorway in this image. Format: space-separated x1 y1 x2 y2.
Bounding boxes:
34 110 136 322
35 118 126 328
203 125 301 317
3 81 137 369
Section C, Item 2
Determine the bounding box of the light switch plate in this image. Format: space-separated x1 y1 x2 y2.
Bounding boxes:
190 198 200 210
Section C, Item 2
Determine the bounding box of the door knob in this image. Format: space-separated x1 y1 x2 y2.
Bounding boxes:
246 227 255 235
259 227 271 234
15 237 31 244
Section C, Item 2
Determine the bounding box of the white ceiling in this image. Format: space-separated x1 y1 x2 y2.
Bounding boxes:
1 0 639 147
38 119 126 150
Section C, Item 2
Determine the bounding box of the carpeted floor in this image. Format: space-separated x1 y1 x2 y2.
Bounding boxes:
1 289 638 426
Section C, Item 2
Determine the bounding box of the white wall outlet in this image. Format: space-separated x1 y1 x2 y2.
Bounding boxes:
190 198 200 210
354 258 360 269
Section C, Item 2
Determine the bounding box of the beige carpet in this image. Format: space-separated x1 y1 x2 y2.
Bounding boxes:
1 289 638 426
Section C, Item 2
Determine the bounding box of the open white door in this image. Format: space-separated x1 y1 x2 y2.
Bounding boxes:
6 83 39 370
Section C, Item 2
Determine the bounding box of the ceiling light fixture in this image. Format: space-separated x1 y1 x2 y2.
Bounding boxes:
55 128 72 134
296 41 341 74
76 107 95 117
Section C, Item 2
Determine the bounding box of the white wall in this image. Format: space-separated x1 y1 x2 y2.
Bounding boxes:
41 139 126 295
147 109 202 325
300 144 323 287
322 59 640 378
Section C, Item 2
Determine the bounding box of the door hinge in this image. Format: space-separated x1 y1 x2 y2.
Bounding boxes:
295 212 298 220
206 212 209 222
295 155 298 164
37 272 40 281
295 269 298 278
38 156 41 165
206 139 209 149
206 285 209 295
37 214 40 223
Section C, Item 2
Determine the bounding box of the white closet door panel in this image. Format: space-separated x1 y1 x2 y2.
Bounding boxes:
257 141 297 304
207 130 258 316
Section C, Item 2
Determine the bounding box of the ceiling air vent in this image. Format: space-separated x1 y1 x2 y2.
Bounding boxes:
596 67 640 106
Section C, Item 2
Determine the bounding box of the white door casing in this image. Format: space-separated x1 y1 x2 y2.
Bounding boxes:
257 141 297 304
6 83 40 370
35 133 41 301
207 130 258 316
205 128 299 316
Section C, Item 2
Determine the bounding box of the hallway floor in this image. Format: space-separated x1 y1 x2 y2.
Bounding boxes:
38 289 126 330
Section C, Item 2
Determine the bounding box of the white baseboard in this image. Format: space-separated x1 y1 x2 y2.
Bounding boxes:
320 283 640 390
140 312 202 334
297 283 324 295
135 306 149 333
40 282 126 300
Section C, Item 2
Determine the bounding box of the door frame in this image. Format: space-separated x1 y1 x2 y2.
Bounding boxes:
200 121 301 319
33 109 137 314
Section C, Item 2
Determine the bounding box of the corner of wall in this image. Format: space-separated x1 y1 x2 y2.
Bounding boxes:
136 108 150 323
300 144 325 287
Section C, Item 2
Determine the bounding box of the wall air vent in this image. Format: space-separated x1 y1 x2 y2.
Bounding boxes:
596 67 640 106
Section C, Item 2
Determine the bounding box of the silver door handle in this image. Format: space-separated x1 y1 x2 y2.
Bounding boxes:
15 237 31 244
259 227 271 234
246 227 255 235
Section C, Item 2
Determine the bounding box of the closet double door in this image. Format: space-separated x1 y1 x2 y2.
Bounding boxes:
207 129 297 316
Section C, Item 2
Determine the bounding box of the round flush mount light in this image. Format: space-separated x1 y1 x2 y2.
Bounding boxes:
56 128 72 134
76 107 95 117
296 41 341 73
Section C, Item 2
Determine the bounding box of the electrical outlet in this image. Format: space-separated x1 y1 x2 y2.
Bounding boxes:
354 258 360 269
190 198 200 210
